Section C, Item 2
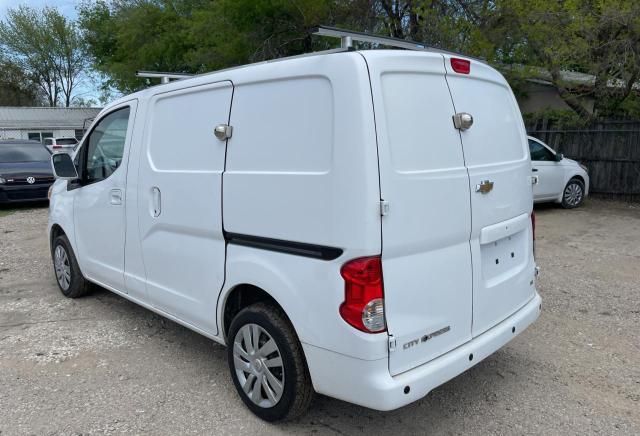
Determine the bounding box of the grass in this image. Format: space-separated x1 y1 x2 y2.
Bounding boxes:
0 209 15 218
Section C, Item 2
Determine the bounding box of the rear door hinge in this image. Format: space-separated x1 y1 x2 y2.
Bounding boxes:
388 335 396 352
380 200 390 216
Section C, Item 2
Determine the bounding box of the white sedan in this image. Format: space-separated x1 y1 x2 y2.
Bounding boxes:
528 136 590 208
43 137 78 154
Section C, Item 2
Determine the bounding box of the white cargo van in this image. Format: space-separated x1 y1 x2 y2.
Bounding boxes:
48 29 541 421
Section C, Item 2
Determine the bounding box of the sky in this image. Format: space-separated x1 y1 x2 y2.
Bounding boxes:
0 0 79 19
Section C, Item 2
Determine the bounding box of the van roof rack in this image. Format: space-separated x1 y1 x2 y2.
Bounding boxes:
133 26 485 85
313 25 428 50
312 25 486 63
136 70 194 84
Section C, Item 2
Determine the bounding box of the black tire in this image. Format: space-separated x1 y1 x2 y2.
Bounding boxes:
227 302 314 421
561 178 585 209
51 234 92 298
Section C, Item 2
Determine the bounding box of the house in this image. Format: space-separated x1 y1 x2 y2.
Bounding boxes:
512 67 639 115
0 106 102 142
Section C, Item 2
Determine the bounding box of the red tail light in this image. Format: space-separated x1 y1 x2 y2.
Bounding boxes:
451 57 471 74
52 144 61 149
339 256 386 333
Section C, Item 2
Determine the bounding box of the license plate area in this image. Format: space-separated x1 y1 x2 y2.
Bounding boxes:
480 229 527 287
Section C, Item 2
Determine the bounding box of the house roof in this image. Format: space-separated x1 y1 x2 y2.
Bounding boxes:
0 107 102 130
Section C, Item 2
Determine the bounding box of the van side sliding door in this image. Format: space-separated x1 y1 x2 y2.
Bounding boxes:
137 81 233 335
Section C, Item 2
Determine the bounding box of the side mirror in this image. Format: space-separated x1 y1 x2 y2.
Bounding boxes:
555 153 564 162
51 153 79 180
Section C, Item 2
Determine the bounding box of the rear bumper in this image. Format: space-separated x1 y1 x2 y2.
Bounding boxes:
0 184 51 203
303 292 541 411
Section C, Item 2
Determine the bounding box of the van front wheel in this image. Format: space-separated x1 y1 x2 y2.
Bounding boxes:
227 303 313 421
51 235 92 298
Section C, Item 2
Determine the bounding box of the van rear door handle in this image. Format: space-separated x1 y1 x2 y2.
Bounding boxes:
110 189 123 205
532 168 539 172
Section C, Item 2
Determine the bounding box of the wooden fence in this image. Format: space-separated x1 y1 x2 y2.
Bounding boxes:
526 119 640 201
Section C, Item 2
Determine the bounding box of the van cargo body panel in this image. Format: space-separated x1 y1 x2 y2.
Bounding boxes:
361 51 473 376
223 54 381 257
443 57 536 336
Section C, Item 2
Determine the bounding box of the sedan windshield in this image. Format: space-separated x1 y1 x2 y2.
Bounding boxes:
0 145 51 163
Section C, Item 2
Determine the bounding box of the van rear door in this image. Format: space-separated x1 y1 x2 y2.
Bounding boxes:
361 51 473 376
443 56 537 337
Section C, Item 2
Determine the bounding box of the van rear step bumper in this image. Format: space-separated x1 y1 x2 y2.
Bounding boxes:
303 292 541 411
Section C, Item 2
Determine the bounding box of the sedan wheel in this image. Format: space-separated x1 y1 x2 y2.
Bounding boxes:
562 179 585 208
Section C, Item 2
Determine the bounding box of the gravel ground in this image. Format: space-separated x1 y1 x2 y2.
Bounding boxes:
0 199 638 435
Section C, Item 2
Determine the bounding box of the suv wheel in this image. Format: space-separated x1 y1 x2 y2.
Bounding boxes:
561 178 585 208
227 303 313 421
52 235 92 298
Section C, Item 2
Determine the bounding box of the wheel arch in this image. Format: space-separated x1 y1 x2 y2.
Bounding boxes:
569 174 586 186
221 283 291 341
49 223 67 253
218 248 315 347
556 173 587 203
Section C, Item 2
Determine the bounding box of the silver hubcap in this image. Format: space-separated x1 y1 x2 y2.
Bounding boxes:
54 245 71 290
233 323 284 408
564 182 583 206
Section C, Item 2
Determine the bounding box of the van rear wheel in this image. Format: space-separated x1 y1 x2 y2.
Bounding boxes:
227 302 313 421
52 235 92 298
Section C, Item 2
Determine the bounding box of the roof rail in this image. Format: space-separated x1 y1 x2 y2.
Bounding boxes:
136 71 194 84
312 25 428 51
312 25 487 64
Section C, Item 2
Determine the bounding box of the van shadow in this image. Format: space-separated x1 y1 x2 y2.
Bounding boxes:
86 286 515 433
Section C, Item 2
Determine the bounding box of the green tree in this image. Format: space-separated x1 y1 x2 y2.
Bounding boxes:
78 0 385 92
0 58 42 106
491 0 640 118
77 0 640 118
0 6 89 107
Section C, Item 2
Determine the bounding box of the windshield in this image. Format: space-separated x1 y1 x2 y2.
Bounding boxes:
0 145 51 163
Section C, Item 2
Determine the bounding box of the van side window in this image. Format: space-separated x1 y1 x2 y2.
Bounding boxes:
528 139 554 161
84 107 130 184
